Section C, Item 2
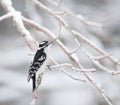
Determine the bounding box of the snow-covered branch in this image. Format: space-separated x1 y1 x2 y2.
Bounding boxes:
0 0 119 105
0 0 37 52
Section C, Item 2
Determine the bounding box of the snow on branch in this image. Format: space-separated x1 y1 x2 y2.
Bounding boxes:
0 13 12 22
32 0 120 70
0 0 37 52
0 0 119 105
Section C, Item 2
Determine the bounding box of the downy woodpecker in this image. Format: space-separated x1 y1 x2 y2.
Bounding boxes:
27 41 52 91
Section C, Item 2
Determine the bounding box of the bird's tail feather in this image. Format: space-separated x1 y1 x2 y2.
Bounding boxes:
32 75 36 92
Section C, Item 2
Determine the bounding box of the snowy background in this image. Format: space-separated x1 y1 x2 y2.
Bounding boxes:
0 0 120 105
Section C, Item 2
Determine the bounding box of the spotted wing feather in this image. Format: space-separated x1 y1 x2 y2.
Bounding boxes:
27 50 46 82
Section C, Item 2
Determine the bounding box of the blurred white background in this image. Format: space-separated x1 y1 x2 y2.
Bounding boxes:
0 0 120 105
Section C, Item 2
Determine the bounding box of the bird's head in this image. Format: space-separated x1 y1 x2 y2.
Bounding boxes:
39 41 52 49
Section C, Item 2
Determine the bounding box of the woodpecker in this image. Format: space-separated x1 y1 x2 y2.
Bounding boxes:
27 41 52 92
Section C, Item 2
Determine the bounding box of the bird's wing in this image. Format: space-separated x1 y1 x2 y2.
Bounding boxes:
27 52 46 82
33 49 43 63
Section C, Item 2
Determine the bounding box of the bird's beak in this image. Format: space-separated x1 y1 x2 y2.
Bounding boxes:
47 41 53 46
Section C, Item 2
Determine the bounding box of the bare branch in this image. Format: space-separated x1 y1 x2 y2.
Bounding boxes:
60 69 86 82
49 56 86 82
82 49 115 74
30 76 42 105
112 71 120 75
70 37 81 54
0 0 37 52
32 0 69 28
0 13 12 22
46 0 63 9
46 0 102 28
46 63 96 73
94 53 113 61
71 30 120 67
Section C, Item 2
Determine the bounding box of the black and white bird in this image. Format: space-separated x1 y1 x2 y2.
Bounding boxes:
27 41 52 92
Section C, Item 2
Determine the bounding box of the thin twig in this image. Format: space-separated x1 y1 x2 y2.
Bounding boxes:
49 56 86 82
94 53 113 61
46 63 96 73
71 30 120 67
0 13 12 22
82 49 115 74
46 0 102 28
70 37 81 54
